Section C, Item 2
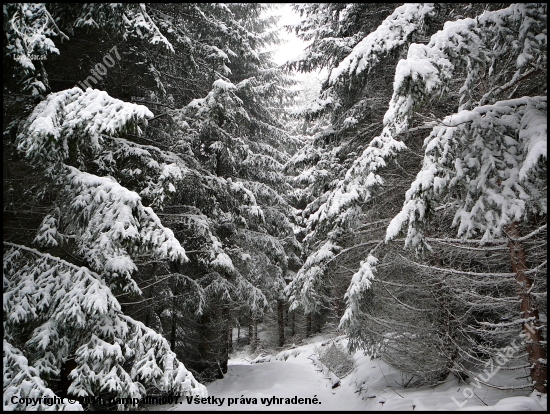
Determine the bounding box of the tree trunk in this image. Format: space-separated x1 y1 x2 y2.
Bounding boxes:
248 312 253 346
306 313 312 338
170 296 177 351
221 306 228 375
301 118 310 135
199 311 214 378
506 222 547 393
59 358 78 399
291 310 295 337
253 317 258 351
285 307 289 326
432 256 461 380
225 307 232 354
277 299 285 347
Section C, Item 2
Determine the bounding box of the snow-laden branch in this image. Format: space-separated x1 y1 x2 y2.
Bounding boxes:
329 3 435 84
403 255 547 278
3 242 206 409
387 97 547 247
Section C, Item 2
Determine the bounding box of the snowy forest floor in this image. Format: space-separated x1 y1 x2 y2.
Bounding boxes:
145 333 547 411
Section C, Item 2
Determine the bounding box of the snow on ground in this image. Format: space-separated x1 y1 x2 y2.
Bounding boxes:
150 333 547 411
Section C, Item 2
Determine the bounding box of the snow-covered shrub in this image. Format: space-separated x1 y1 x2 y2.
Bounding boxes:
316 341 354 378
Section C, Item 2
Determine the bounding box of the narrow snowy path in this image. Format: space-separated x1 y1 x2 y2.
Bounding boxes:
184 361 359 410
156 349 363 411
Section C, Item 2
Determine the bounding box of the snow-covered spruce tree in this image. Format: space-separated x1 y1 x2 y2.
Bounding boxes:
286 2 546 391
168 3 302 357
329 3 546 391
284 3 440 328
97 3 303 368
381 4 547 392
4 2 303 386
116 3 303 377
3 88 206 410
